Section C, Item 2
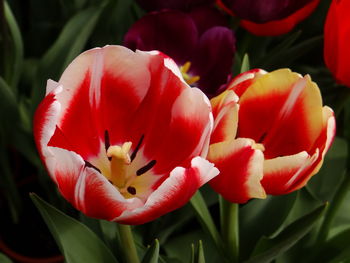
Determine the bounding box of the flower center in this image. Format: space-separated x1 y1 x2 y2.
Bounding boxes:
87 132 158 200
107 142 133 190
180 61 200 85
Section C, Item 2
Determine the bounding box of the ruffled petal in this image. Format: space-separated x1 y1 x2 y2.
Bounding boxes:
208 138 266 203
115 157 219 224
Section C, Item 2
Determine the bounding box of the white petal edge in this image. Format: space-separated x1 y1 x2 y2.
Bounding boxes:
114 157 219 221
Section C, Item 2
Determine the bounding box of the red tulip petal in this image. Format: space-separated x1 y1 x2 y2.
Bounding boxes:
48 46 153 159
227 68 266 97
115 157 219 224
208 138 266 203
47 147 144 220
238 69 324 159
240 0 320 36
262 151 318 195
132 58 214 174
262 106 336 195
324 0 350 87
210 89 239 144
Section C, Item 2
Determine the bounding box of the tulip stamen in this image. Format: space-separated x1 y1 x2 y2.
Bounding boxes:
130 134 144 162
127 186 137 195
104 130 110 151
84 160 101 173
180 61 200 86
107 142 132 188
136 160 156 176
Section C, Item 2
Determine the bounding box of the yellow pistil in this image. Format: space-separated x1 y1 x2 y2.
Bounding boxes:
180 61 200 85
107 142 132 188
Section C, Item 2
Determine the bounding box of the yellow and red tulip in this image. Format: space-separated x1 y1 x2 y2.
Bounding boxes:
33 46 219 225
208 69 336 203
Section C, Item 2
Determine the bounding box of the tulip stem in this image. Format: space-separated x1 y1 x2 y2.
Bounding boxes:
220 197 239 263
117 224 140 263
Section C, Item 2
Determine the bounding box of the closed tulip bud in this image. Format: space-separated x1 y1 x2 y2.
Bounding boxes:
324 0 350 87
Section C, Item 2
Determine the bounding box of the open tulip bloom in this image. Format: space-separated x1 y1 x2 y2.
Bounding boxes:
208 69 336 203
33 45 219 225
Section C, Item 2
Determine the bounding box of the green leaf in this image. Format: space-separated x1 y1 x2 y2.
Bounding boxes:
260 35 323 70
307 137 348 201
142 239 160 263
313 227 350 262
30 193 119 263
245 204 326 263
240 192 297 259
0 76 18 129
0 253 13 263
0 146 22 223
190 244 195 263
31 5 104 111
4 1 24 90
194 240 206 263
164 229 221 263
190 191 225 256
240 53 250 73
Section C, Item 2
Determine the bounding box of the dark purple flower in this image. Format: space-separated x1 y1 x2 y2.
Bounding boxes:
136 0 215 12
123 8 235 96
219 0 314 23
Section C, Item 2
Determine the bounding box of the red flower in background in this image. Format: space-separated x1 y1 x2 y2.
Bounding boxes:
217 0 320 36
208 69 335 203
123 8 235 97
324 0 350 88
34 46 219 225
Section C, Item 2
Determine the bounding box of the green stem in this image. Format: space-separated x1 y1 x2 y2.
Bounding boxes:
190 191 226 259
220 197 239 263
117 224 140 263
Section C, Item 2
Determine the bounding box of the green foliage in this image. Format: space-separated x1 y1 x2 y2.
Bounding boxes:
0 253 13 263
142 239 160 263
30 193 119 263
246 204 326 263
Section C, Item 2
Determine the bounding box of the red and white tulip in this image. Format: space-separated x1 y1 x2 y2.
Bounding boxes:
33 45 219 225
208 68 335 203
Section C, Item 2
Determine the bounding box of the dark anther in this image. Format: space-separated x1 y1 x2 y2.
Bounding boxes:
84 161 101 173
136 160 156 176
104 130 110 151
105 130 112 161
130 134 144 162
258 132 267 143
127 186 137 195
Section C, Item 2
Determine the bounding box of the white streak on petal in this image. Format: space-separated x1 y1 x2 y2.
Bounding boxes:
279 76 307 119
284 149 319 188
89 49 104 108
